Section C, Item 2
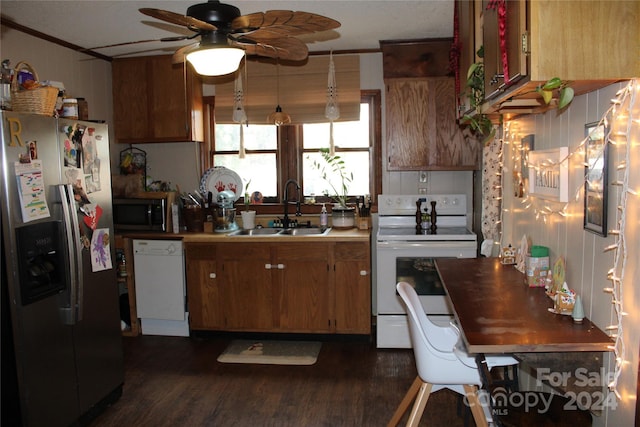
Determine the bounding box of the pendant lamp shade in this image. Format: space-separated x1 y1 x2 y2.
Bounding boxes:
268 106 292 126
268 60 291 126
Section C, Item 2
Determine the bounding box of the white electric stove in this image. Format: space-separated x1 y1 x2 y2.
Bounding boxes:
376 194 477 348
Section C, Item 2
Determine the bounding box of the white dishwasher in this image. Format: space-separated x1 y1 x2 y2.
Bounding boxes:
133 240 189 336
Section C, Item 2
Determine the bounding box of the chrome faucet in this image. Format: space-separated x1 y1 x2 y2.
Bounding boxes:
283 179 302 228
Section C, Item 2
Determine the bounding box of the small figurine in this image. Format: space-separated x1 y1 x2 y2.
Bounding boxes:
500 244 516 265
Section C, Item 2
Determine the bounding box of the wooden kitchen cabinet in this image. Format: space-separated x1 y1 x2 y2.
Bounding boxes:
275 243 332 333
112 55 204 144
217 243 274 331
184 240 372 335
334 242 371 334
476 0 639 115
482 0 527 101
184 243 222 330
386 77 480 171
456 0 483 118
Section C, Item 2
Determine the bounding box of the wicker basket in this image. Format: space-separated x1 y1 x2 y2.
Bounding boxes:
11 61 58 115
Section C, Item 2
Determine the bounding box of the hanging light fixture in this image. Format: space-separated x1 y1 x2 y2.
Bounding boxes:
325 51 340 155
186 32 245 76
267 60 291 126
232 63 248 158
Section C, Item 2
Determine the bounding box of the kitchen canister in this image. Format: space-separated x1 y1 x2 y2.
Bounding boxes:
525 245 549 287
61 98 78 119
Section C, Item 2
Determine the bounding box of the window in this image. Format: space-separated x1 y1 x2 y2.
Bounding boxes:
302 103 371 199
207 91 381 210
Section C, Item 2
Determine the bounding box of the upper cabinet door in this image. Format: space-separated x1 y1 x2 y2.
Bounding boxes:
386 78 480 171
482 0 528 100
472 1 639 115
112 55 204 144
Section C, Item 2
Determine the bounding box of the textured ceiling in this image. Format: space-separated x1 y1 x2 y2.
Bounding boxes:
1 0 455 58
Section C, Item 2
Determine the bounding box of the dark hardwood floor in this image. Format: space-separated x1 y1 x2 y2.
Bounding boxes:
90 334 473 427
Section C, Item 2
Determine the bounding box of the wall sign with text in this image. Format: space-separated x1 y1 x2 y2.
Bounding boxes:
528 147 569 202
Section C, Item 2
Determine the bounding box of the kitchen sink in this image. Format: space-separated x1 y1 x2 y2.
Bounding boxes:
229 228 282 236
228 227 331 237
278 227 331 236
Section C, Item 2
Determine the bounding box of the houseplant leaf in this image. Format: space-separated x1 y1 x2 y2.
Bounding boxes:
542 77 562 91
536 87 554 105
558 87 574 110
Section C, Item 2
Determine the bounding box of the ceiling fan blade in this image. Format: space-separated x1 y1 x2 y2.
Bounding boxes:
83 36 189 51
172 43 199 64
232 10 340 37
229 36 309 62
140 8 218 32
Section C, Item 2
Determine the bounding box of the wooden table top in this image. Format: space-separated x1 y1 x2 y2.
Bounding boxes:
436 257 613 354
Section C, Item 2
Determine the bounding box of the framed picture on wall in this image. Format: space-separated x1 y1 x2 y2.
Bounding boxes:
528 147 569 202
584 121 609 236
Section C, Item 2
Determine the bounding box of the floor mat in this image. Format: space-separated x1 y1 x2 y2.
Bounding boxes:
217 340 322 365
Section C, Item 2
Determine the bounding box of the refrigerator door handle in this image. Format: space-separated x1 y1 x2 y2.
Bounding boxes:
58 184 84 324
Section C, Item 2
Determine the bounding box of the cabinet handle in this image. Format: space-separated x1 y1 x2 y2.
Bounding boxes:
209 273 216 279
360 270 367 276
265 263 285 270
490 74 504 86
521 31 530 55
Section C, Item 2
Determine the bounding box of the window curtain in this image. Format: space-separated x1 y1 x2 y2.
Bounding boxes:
214 55 360 124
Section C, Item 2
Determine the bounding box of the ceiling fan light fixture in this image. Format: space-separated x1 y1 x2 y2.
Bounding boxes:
186 45 244 76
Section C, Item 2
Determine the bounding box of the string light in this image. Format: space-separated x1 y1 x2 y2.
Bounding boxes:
501 79 639 401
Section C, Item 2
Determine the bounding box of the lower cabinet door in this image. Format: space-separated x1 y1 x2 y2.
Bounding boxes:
219 243 274 331
276 243 332 333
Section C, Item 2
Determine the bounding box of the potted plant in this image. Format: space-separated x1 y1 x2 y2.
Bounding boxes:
310 148 355 229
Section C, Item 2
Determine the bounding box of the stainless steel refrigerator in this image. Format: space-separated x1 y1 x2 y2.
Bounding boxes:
1 111 124 427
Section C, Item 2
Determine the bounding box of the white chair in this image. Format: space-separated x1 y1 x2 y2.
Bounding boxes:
388 282 518 427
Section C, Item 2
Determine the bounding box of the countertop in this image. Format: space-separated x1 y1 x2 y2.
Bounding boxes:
436 257 613 353
116 228 371 243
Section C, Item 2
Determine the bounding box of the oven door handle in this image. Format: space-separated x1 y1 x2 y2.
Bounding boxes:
377 241 476 250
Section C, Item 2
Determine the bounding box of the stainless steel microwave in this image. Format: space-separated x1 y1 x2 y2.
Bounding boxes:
113 197 167 232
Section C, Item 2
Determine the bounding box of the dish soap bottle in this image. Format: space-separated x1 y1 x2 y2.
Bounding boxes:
320 203 328 228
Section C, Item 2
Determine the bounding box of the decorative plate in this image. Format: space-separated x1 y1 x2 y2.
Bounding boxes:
199 166 243 202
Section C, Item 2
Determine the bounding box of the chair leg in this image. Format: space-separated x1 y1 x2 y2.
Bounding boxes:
406 381 433 427
387 376 422 427
462 384 489 427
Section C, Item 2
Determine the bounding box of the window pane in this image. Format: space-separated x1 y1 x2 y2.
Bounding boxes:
302 104 369 149
214 154 277 197
303 151 370 198
215 124 277 151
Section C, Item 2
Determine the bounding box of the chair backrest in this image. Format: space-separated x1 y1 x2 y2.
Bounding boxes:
396 281 481 386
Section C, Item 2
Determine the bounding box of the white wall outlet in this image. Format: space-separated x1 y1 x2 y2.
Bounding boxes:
419 171 428 183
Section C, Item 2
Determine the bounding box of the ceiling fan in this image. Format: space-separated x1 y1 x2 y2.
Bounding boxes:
91 0 340 76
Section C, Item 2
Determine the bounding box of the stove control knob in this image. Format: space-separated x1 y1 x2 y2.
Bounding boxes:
442 197 449 205
451 197 459 205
